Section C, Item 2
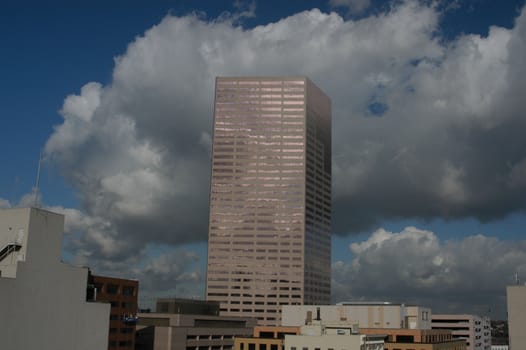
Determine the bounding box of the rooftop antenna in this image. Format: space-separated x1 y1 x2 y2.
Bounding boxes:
33 149 42 208
515 272 520 285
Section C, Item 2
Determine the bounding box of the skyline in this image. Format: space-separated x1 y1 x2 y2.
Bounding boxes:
2 0 526 318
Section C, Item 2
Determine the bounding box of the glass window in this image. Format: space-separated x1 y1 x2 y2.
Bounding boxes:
106 284 119 294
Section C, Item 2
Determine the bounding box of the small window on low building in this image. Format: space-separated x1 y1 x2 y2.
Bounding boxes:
122 286 135 296
107 284 119 294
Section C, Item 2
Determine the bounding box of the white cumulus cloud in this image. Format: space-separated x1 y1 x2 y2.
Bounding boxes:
333 227 526 318
38 0 526 304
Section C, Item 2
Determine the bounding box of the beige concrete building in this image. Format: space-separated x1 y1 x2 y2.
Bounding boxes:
507 285 526 350
135 312 257 350
206 77 332 325
360 328 466 350
283 322 385 350
0 207 110 350
432 314 491 350
281 303 432 329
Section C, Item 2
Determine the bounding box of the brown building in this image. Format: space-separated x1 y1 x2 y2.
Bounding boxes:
234 326 301 350
206 77 332 325
89 272 139 350
360 328 467 350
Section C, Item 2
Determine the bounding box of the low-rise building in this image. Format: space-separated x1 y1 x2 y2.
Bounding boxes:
432 314 491 350
234 326 301 350
89 273 139 350
361 328 467 350
0 207 110 350
135 299 257 350
282 302 431 329
283 321 384 350
156 297 220 315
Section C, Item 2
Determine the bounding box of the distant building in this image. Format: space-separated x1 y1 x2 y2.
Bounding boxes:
490 320 508 346
206 77 332 325
432 314 491 350
234 325 301 350
89 272 139 350
0 207 110 350
491 346 508 350
281 303 432 329
283 321 385 350
361 328 467 350
507 285 526 349
156 297 220 315
135 299 257 350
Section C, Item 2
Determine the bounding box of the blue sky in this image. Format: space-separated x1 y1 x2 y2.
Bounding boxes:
2 0 526 318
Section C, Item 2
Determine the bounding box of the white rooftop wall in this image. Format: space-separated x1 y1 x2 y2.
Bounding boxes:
282 304 432 329
0 207 110 350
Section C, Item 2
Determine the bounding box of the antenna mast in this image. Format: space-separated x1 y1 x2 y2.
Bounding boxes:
34 149 42 208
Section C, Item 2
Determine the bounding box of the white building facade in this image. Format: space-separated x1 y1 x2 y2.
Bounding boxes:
281 303 432 330
0 207 110 350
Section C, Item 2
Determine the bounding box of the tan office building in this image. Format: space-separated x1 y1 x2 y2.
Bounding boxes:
206 77 332 325
507 285 526 350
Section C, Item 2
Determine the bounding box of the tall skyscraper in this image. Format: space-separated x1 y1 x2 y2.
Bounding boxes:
206 77 331 325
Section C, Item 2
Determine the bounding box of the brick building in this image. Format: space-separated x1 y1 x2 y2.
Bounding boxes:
89 273 139 350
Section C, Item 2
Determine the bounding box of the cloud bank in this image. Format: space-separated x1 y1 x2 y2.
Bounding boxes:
332 226 526 318
39 0 526 304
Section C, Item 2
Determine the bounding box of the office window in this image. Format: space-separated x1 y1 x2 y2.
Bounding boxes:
106 284 119 294
122 286 135 296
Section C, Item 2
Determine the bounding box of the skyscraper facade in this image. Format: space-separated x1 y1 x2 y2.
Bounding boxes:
206 77 331 325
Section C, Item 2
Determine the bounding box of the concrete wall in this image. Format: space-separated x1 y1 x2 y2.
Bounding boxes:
0 207 110 350
406 305 432 329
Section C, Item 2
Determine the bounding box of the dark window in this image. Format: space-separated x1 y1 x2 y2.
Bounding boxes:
260 331 274 338
122 286 135 296
122 302 135 309
107 284 119 294
397 335 414 343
